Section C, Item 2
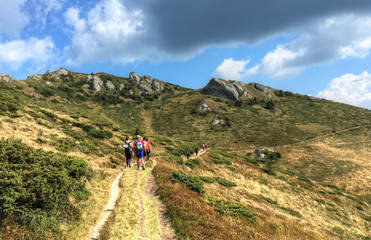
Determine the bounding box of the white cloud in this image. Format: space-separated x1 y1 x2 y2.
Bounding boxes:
247 14 371 79
0 0 29 36
214 58 250 80
317 71 371 109
65 0 148 65
27 0 64 29
0 37 55 70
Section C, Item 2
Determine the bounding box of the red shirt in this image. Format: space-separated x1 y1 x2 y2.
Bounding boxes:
133 140 145 150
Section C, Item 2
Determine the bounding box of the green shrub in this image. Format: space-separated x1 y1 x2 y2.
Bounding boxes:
0 93 20 113
212 158 232 165
0 139 90 237
258 194 277 204
78 142 97 154
199 176 216 183
206 197 257 223
172 170 204 193
277 206 302 217
314 198 326 205
262 167 277 176
171 155 184 165
50 138 76 152
190 159 200 164
185 162 195 169
226 166 236 171
216 177 237 187
88 129 113 139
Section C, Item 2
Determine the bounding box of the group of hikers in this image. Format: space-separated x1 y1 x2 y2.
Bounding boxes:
123 135 151 170
186 143 208 160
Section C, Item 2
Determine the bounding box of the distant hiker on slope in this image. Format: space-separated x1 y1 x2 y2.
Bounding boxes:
186 149 191 160
144 137 151 162
123 136 132 168
134 135 145 170
195 147 199 156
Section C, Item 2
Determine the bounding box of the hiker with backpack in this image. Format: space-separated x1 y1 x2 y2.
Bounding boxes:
123 136 132 168
186 149 191 160
144 137 151 162
134 135 145 170
195 147 199 156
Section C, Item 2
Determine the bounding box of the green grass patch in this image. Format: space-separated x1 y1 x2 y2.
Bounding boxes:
206 197 258 223
185 162 195 169
277 206 302 217
257 194 278 204
199 176 216 183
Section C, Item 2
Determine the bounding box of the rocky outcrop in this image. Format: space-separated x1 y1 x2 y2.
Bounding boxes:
45 81 53 86
87 75 103 92
129 72 141 83
151 79 163 91
143 75 153 84
254 83 268 93
27 74 42 81
105 81 115 90
254 148 275 160
138 82 152 94
202 78 239 100
44 70 52 76
57 68 69 75
0 73 14 82
199 101 211 111
119 84 125 91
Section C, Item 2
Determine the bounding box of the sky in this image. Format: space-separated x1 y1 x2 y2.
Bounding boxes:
1 0 371 109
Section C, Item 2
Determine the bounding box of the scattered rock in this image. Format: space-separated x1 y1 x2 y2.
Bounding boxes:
151 79 163 91
27 74 42 81
246 92 253 98
138 82 152 94
257 153 265 160
211 115 224 125
129 72 142 83
199 101 211 111
119 84 125 91
0 73 15 83
105 81 115 90
45 81 53 86
44 70 52 76
203 78 239 100
254 148 275 154
57 68 69 75
254 83 268 93
83 84 90 88
129 90 134 95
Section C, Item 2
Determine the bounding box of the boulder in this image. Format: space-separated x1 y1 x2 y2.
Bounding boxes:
129 90 134 95
129 72 141 83
203 78 239 100
27 74 42 81
151 79 163 91
143 75 153 84
254 83 268 93
119 84 125 91
246 92 253 98
105 81 115 90
138 82 152 94
211 115 224 125
57 68 69 75
199 101 211 111
45 81 53 86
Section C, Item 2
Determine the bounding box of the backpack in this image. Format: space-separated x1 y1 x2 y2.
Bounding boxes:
124 141 132 152
135 140 143 152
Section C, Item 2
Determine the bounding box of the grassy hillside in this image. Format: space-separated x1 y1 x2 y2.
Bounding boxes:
0 69 370 239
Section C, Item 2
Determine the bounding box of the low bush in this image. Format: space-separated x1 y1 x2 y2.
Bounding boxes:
172 170 204 193
185 162 195 169
216 177 237 187
206 197 257 223
0 139 91 238
0 92 20 113
199 176 216 183
277 206 302 217
190 159 200 164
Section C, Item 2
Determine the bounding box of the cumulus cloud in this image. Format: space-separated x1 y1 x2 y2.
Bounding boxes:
65 0 149 65
244 14 371 79
0 37 55 70
317 71 371 109
214 58 250 80
0 0 29 36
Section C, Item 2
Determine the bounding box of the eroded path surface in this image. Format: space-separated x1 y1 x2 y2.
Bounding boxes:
108 159 176 240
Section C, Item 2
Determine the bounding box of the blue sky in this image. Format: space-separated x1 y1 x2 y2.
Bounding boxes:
1 0 371 109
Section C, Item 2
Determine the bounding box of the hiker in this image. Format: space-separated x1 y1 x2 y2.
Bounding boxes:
123 136 132 168
205 143 208 150
134 135 145 170
144 137 152 162
202 144 205 152
195 147 199 156
186 149 191 160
